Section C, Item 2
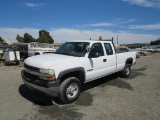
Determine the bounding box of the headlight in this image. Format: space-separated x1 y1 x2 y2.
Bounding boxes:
40 68 48 74
39 68 55 75
49 69 54 75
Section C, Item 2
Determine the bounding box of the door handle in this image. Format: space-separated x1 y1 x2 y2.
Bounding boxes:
103 59 107 62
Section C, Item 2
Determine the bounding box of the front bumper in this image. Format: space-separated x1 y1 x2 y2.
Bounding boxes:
21 70 60 97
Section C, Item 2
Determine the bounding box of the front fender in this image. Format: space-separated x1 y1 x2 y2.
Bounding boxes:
57 67 86 81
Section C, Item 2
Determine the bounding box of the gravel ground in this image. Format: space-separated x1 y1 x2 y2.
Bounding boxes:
0 54 160 120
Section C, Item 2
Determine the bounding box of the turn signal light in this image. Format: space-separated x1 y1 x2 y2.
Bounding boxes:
48 77 56 81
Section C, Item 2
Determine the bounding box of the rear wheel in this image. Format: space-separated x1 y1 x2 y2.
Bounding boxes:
58 77 81 103
121 64 131 78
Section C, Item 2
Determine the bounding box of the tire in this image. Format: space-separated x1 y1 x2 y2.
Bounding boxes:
121 64 131 78
58 77 81 103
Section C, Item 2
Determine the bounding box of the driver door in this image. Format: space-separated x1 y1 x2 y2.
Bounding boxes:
85 43 107 82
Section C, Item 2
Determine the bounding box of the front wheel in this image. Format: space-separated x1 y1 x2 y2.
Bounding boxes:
58 77 81 103
121 64 131 78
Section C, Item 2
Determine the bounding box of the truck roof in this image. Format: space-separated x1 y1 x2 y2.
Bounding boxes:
67 40 113 44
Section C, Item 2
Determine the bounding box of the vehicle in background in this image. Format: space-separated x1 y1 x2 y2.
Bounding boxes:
3 47 20 65
116 47 129 53
141 47 156 53
28 42 57 57
150 46 160 53
137 51 151 56
115 47 141 58
116 47 153 58
135 51 140 58
116 47 130 52
0 49 3 59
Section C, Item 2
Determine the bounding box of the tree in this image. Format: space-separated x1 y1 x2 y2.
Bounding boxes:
37 30 54 43
23 33 37 43
150 38 160 45
16 34 24 43
0 37 5 44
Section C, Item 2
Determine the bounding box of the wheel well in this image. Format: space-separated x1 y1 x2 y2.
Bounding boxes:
60 71 85 84
126 58 133 65
35 52 40 55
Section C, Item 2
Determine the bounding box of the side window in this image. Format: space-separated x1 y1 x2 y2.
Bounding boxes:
104 43 113 55
90 43 104 56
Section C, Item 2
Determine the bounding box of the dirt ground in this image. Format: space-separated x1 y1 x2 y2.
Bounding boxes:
0 54 160 120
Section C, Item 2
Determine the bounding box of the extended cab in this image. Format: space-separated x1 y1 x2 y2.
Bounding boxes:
21 40 136 103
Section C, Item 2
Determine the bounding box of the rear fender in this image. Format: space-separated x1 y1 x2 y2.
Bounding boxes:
125 57 133 65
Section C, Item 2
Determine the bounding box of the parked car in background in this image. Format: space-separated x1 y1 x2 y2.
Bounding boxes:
151 46 160 53
116 47 130 52
135 51 140 58
116 47 141 58
141 47 156 53
137 51 151 56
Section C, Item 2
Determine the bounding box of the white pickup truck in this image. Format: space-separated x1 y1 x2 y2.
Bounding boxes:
21 40 136 103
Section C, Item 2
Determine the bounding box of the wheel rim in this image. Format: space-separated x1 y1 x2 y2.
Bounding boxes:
126 67 130 76
66 83 79 100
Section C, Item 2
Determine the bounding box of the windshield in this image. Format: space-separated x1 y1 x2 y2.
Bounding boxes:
55 42 90 57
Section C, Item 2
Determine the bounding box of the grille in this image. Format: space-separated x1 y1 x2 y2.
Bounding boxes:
24 71 38 80
24 63 39 72
24 63 39 80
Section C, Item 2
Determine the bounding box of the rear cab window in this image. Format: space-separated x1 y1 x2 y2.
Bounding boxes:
104 43 113 55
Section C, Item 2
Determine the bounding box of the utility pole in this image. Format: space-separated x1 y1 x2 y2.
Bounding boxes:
117 35 118 44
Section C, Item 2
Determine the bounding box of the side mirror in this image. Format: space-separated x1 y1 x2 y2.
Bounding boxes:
86 45 91 52
89 52 99 58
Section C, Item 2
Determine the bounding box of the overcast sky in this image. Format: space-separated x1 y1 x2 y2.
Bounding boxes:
0 0 160 44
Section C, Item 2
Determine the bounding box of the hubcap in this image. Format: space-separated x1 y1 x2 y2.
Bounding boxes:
126 67 130 75
66 83 78 100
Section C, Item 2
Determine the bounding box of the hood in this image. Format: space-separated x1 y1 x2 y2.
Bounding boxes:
24 54 80 69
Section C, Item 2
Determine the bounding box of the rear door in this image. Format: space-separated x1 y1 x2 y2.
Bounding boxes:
103 43 117 74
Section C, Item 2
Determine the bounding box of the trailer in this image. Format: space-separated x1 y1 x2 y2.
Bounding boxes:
3 47 20 65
